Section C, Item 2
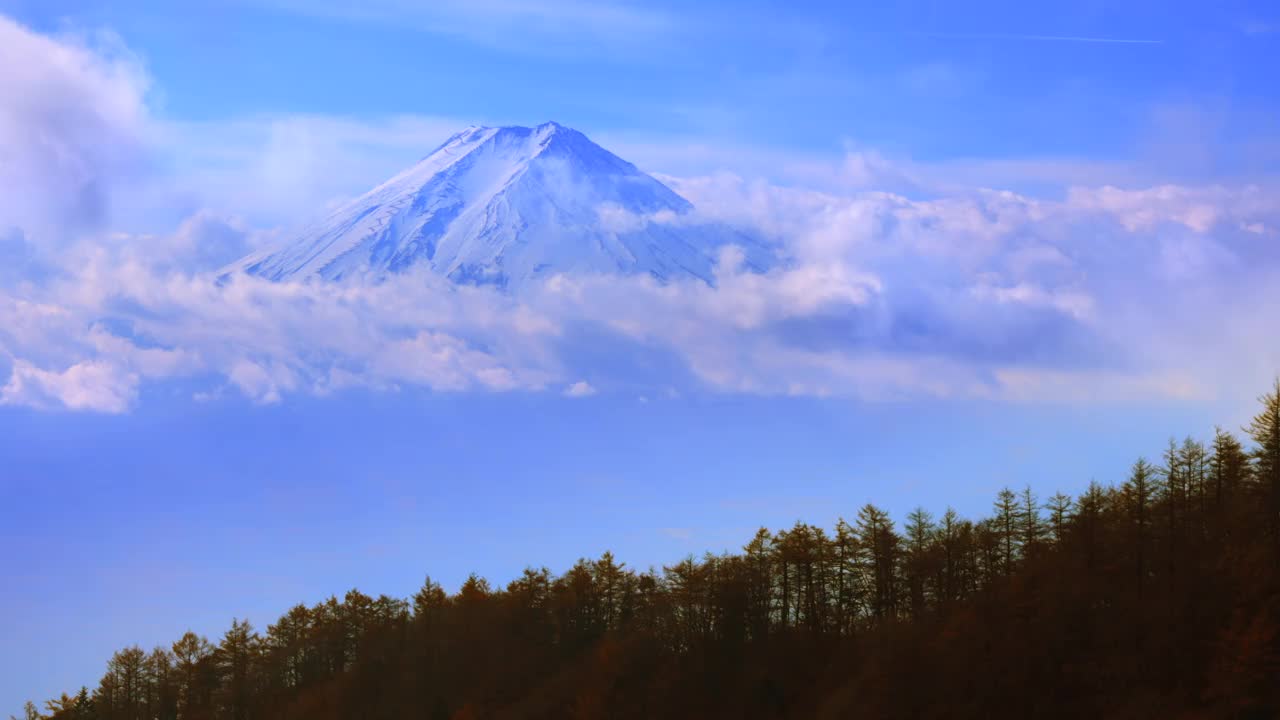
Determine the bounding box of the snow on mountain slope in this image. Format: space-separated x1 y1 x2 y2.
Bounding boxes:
232 122 771 290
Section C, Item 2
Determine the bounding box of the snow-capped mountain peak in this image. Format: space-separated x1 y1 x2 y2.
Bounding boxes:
233 122 768 290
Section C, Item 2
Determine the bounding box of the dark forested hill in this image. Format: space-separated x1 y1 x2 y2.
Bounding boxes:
20 382 1280 720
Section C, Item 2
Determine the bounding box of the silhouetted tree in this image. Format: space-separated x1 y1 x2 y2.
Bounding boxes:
1248 379 1280 547
1019 485 1044 556
1123 458 1156 597
1045 492 1073 544
993 487 1020 574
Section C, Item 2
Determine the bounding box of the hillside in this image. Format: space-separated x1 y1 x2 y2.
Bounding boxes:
23 381 1280 720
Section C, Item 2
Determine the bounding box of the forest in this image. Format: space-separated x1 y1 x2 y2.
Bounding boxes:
15 381 1280 719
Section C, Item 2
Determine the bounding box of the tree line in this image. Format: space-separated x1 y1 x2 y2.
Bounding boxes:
17 381 1280 719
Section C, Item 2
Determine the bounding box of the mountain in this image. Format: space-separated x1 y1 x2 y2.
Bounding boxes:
232 122 770 290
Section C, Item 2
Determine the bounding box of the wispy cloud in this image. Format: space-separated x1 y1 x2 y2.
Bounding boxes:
917 31 1162 45
254 0 677 56
658 527 693 541
159 113 473 227
1241 20 1277 36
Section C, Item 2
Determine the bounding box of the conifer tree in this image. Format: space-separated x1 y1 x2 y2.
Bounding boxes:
1247 379 1280 546
1045 492 1074 544
903 507 936 618
171 631 213 719
1210 426 1248 510
855 504 898 621
1181 437 1209 519
993 488 1020 574
830 520 858 634
938 508 962 605
1123 458 1156 596
215 619 258 720
1019 485 1044 554
1076 480 1107 571
743 528 773 640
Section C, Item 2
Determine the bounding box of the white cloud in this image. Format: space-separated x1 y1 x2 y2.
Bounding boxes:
595 204 683 234
5 170 1278 412
0 245 564 410
1 358 138 413
1064 184 1259 233
970 279 1094 320
0 15 151 240
226 359 290 405
564 380 597 397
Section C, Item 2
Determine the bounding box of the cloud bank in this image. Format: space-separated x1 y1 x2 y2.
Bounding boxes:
0 15 152 240
2 16 1278 413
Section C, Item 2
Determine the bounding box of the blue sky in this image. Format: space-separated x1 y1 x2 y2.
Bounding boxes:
1 0 1279 713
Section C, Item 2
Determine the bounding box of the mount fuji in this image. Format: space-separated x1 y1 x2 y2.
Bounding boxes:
232 122 771 291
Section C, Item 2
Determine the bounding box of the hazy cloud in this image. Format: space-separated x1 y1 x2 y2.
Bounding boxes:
564 381 598 398
255 0 676 57
0 15 152 239
161 114 471 228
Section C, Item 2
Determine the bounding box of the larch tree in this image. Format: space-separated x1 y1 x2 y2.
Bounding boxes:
171 630 213 719
1045 492 1074 545
1076 480 1108 572
1246 379 1280 547
1019 485 1044 555
743 527 773 640
1210 426 1248 510
855 504 898 622
903 507 936 619
1123 458 1157 598
215 619 258 720
993 488 1020 575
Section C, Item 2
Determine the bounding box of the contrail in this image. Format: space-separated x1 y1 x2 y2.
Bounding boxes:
921 31 1162 45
